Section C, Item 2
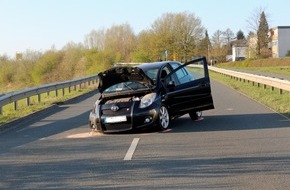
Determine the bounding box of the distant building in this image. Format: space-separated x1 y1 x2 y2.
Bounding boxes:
230 40 247 61
269 26 290 58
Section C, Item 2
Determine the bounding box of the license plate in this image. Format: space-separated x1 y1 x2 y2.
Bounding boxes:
104 116 127 123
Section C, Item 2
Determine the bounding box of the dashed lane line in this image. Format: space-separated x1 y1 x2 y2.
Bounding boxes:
124 138 140 161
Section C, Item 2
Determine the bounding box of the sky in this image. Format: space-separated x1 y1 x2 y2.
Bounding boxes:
0 0 289 58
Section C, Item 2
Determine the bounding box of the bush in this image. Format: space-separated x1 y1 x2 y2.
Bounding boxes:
31 51 63 84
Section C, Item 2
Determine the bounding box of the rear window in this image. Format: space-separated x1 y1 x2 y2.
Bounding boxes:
144 69 158 80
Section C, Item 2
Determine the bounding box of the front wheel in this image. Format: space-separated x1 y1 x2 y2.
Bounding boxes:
158 105 170 130
189 111 202 121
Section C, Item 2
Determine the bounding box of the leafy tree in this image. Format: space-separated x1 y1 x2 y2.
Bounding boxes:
198 30 211 60
132 30 155 62
236 30 245 40
31 50 63 84
57 42 84 81
14 60 34 87
256 11 270 57
150 12 204 62
0 60 15 85
104 23 137 63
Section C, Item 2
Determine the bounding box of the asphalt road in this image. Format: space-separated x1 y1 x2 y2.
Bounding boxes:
1 80 290 190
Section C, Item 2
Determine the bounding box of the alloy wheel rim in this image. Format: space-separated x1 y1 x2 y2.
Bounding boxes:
160 106 169 129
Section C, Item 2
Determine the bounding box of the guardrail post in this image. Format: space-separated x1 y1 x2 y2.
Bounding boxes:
14 101 18 111
38 94 41 102
62 88 65 96
0 107 2 115
263 84 267 89
56 89 58 97
280 89 283 95
27 97 30 106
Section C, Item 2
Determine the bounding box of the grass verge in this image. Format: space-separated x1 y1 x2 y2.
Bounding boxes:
210 71 290 119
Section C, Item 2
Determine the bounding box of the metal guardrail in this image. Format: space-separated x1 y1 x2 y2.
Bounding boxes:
117 63 290 94
0 74 98 114
1 65 288 115
209 66 290 94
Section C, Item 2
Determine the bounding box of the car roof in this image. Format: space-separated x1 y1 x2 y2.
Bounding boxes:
137 61 181 71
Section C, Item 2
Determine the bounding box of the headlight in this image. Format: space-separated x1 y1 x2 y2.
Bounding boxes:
139 93 156 108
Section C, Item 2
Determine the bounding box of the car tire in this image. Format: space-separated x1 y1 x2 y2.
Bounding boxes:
158 105 170 130
189 111 202 121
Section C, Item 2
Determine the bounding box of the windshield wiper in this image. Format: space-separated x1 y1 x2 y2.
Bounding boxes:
123 83 134 91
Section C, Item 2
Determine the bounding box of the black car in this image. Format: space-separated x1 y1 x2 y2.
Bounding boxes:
89 57 214 133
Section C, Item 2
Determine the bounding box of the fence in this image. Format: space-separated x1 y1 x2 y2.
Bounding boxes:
0 74 98 115
209 66 290 94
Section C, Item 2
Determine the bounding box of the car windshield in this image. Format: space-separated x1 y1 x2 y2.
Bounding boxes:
103 81 149 94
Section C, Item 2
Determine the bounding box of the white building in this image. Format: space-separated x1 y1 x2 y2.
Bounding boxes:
231 40 247 61
269 26 290 58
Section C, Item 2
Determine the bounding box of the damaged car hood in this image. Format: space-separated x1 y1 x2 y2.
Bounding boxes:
97 67 154 93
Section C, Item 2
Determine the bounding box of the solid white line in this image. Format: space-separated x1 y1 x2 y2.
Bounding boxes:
124 138 140 161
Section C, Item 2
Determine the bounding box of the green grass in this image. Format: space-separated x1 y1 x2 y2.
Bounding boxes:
210 71 290 118
0 88 93 126
216 58 290 76
247 66 290 75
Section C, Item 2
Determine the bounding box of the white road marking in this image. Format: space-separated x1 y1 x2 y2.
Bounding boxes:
124 138 140 161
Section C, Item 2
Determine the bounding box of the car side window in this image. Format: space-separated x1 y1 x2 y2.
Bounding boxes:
144 69 158 84
185 60 205 80
169 60 206 86
160 66 170 80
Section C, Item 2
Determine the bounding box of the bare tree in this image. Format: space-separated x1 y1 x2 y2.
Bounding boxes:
84 28 105 50
223 28 235 44
246 6 270 33
211 30 227 62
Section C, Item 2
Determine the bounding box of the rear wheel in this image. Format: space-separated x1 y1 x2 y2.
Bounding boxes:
158 105 170 130
189 111 202 121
